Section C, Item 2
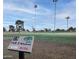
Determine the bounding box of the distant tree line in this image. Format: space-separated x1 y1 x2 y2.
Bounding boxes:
3 20 76 32
3 26 76 32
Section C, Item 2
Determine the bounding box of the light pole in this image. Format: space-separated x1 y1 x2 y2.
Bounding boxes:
32 5 37 32
65 16 70 30
53 0 58 32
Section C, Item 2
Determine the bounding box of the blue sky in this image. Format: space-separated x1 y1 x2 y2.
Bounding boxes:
3 0 76 30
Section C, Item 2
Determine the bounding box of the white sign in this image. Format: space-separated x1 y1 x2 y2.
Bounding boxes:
8 36 34 53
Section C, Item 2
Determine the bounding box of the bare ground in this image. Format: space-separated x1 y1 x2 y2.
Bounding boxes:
3 40 76 59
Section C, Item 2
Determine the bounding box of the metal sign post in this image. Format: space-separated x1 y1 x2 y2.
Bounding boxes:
19 30 24 59
18 31 24 59
19 51 24 59
8 36 34 59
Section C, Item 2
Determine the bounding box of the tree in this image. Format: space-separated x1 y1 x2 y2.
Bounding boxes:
23 29 25 31
55 28 65 32
26 29 30 32
55 29 60 32
67 27 74 32
48 29 51 32
15 20 25 32
73 27 76 32
32 27 36 32
44 28 51 32
44 28 48 32
3 27 6 32
60 29 65 32
9 25 15 32
40 30 44 32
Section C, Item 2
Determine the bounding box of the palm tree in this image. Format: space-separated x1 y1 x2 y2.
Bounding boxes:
44 28 48 32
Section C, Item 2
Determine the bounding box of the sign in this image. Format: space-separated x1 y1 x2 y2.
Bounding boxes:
8 36 34 53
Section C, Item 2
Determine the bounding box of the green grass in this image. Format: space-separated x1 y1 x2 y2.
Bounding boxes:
3 32 76 44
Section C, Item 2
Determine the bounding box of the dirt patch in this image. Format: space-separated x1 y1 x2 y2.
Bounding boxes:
3 40 76 59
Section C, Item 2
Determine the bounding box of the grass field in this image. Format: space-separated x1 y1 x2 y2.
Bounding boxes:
3 32 76 59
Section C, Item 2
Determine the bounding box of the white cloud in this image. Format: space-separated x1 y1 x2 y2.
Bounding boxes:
56 1 76 20
4 2 51 16
4 0 75 21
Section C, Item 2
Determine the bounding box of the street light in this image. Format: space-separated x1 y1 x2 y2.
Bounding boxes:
34 4 37 25
65 16 70 30
32 4 37 32
53 0 58 32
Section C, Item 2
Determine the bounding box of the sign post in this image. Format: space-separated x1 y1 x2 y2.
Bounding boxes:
19 51 24 59
8 36 34 59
